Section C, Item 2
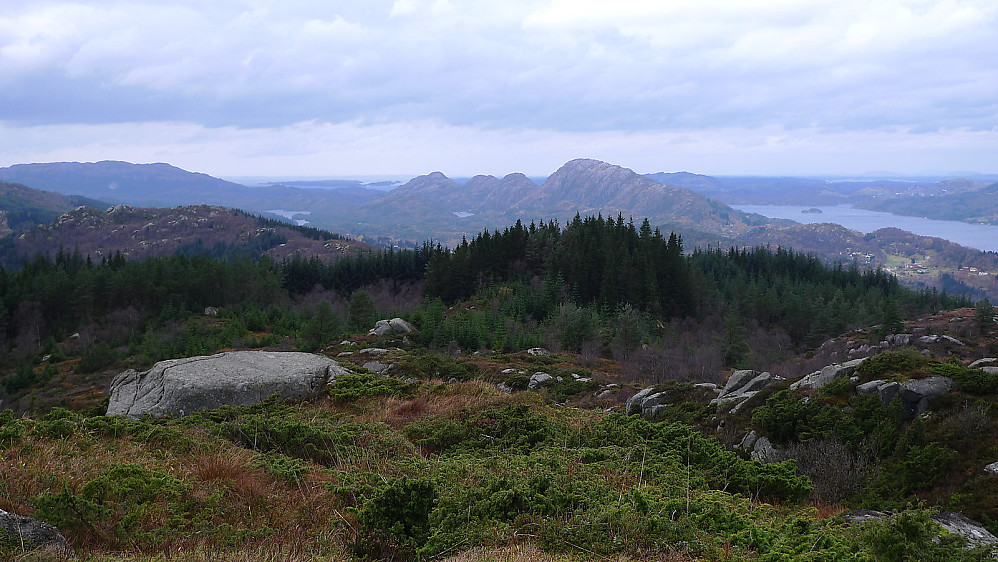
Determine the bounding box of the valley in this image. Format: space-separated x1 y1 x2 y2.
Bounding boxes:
1 158 997 560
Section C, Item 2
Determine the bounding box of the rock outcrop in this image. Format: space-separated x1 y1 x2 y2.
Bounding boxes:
856 376 953 418
0 508 69 554
369 318 416 336
625 387 669 416
932 512 998 549
739 430 783 463
842 510 997 548
107 351 348 418
710 370 784 409
790 358 866 391
528 372 554 390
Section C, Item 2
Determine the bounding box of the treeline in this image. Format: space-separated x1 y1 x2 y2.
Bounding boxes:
424 214 692 317
414 214 967 356
0 214 975 401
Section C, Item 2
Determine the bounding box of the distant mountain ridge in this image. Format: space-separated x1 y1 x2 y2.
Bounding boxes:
0 161 247 206
355 158 774 246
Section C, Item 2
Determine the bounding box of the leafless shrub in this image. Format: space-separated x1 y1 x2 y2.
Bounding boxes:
781 437 872 504
943 399 993 436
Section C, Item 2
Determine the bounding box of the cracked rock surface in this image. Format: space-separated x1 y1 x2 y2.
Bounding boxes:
106 351 348 418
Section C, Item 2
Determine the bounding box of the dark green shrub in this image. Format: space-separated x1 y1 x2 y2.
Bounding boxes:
352 478 437 559
405 417 473 454
328 372 418 402
751 390 819 444
76 342 120 374
931 361 998 395
856 349 927 378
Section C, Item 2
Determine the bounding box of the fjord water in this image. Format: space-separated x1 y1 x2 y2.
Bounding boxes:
733 204 998 252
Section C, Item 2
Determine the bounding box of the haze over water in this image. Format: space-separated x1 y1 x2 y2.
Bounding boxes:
732 204 998 253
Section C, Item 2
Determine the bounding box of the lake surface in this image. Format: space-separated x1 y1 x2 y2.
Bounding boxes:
733 204 998 253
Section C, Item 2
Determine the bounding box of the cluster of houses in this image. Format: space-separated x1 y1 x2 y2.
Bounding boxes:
959 266 991 276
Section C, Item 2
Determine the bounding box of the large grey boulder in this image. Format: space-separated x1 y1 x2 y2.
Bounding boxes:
969 358 998 369
0 508 69 554
625 387 669 416
790 358 867 391
931 512 998 549
842 510 996 549
369 318 416 336
711 370 784 407
985 461 998 475
528 372 554 390
107 351 348 418
854 376 951 418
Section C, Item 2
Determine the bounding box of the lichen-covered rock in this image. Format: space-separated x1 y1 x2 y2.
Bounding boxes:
528 372 554 389
0 508 69 554
931 512 998 548
368 318 416 336
969 358 998 369
711 370 784 406
790 358 867 391
107 351 348 418
853 376 951 418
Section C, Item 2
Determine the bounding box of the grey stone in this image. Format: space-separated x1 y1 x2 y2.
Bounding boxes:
790 358 867 391
919 335 940 344
900 376 952 400
711 371 784 406
496 382 512 394
877 381 900 406
357 348 389 356
985 461 998 476
0 508 69 554
856 379 888 395
982 367 998 375
844 509 893 524
367 318 414 336
204 307 218 316
885 333 912 346
528 372 554 389
388 318 416 334
626 387 655 413
941 335 966 346
363 361 390 374
694 382 720 394
750 436 782 463
739 430 759 452
931 512 998 548
969 358 998 369
526 347 551 357
107 351 347 418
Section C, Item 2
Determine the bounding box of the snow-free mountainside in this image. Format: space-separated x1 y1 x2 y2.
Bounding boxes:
2 159 998 560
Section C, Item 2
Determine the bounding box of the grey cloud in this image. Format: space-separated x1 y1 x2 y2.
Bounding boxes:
1 1 995 136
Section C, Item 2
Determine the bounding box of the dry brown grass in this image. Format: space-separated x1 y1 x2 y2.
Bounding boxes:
334 379 520 428
812 502 848 520
441 543 696 562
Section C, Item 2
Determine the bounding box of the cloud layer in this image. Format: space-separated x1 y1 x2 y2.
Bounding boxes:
1 0 995 175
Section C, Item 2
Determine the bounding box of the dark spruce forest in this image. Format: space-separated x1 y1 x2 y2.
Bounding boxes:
1 160 998 561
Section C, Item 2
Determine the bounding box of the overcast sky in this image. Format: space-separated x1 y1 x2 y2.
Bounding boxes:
1 0 995 178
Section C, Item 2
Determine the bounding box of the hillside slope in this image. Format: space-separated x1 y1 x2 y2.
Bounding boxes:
1 204 371 266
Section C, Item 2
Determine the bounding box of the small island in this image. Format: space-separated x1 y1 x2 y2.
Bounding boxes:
801 208 823 214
